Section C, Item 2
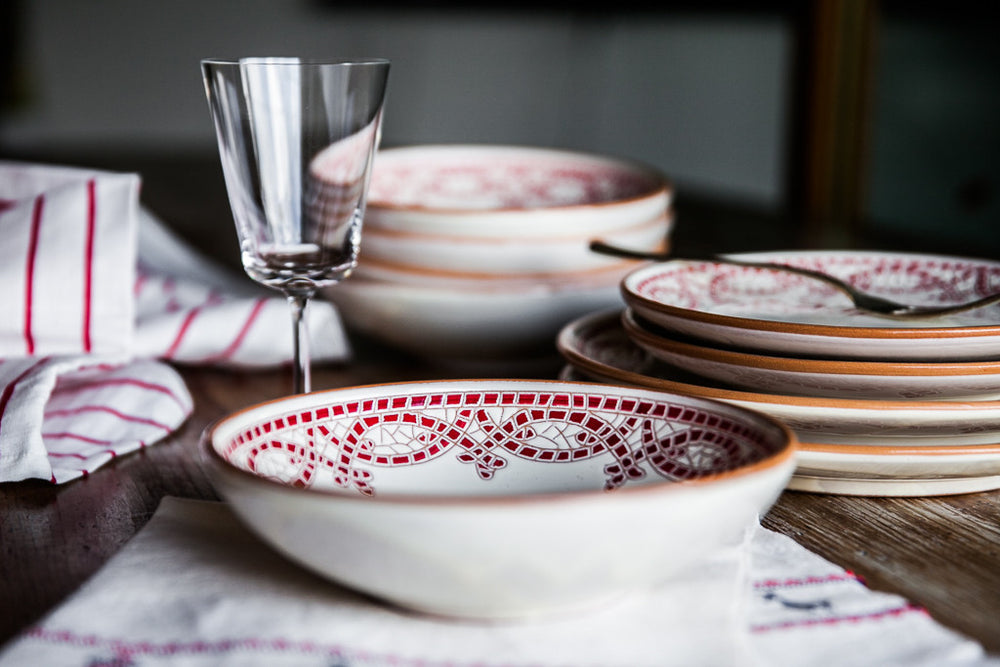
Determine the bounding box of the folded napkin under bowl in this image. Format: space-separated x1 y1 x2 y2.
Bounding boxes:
202 378 796 620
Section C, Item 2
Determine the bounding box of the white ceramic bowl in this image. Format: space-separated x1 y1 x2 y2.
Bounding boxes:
203 379 796 619
359 211 674 276
351 254 642 288
321 272 629 360
365 144 672 238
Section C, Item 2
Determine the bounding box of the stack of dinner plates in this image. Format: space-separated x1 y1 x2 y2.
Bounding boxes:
323 144 673 362
556 249 1000 496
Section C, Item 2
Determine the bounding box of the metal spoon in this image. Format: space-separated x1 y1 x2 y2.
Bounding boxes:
590 240 1000 320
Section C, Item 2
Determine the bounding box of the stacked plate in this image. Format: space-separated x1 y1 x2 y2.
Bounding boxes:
557 250 1000 496
324 144 673 361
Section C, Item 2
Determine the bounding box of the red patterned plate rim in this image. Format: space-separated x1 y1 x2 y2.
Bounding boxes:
621 250 1000 339
555 309 1000 412
367 144 672 214
204 379 796 504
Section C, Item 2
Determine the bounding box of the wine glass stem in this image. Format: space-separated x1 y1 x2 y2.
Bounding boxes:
287 292 313 394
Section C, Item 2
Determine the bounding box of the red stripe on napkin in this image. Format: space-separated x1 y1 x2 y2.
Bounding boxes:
82 179 97 352
160 288 224 359
203 297 268 364
163 307 202 359
50 376 189 412
42 432 114 446
23 195 44 355
43 405 175 433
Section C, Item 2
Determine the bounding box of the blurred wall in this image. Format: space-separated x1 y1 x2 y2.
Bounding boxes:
866 6 1000 256
0 0 794 209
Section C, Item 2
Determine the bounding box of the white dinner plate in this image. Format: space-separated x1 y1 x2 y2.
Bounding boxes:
621 250 1000 361
556 310 1000 445
556 310 1000 496
621 309 1000 401
786 470 1000 497
557 363 1000 497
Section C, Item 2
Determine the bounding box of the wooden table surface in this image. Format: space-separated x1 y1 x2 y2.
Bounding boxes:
2 335 1000 656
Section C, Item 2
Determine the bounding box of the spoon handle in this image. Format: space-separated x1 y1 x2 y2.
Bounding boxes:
588 240 863 301
589 240 1000 319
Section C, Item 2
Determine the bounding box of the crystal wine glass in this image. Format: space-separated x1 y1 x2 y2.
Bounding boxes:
201 57 389 393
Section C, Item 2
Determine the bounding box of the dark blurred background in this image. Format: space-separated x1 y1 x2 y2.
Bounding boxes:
1 1 997 270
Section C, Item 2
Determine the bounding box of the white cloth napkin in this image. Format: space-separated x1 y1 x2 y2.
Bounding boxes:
0 161 350 484
0 497 994 667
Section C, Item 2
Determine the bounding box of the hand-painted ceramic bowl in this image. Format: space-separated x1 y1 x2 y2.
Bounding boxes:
365 144 672 239
359 211 674 276
321 269 630 360
203 379 795 620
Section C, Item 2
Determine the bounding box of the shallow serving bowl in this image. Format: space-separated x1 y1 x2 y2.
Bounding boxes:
322 269 631 360
203 379 796 620
365 144 672 239
359 211 674 276
351 253 643 288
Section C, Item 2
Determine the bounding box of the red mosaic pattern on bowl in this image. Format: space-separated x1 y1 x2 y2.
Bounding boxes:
368 155 661 211
221 388 780 495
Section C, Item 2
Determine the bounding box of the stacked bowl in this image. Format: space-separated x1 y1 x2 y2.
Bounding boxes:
557 250 1000 496
322 144 673 362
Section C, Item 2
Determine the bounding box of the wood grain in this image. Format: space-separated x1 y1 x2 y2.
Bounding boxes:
764 491 1000 653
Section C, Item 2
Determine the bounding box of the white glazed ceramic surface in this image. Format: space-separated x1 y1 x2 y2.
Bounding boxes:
352 254 643 288
786 472 1000 497
622 310 1000 401
366 144 672 238
359 211 674 275
204 379 795 619
795 442 1000 479
322 268 628 360
622 250 1000 361
556 310 1000 447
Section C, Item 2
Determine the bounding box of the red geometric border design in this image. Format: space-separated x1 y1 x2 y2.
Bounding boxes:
223 390 775 495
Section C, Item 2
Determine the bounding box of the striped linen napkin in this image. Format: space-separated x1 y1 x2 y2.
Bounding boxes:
0 161 350 483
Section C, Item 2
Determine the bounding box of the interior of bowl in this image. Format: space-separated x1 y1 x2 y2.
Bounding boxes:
208 381 793 500
367 144 669 212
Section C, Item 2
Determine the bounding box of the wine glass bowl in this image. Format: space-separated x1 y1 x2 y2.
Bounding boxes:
201 57 390 392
